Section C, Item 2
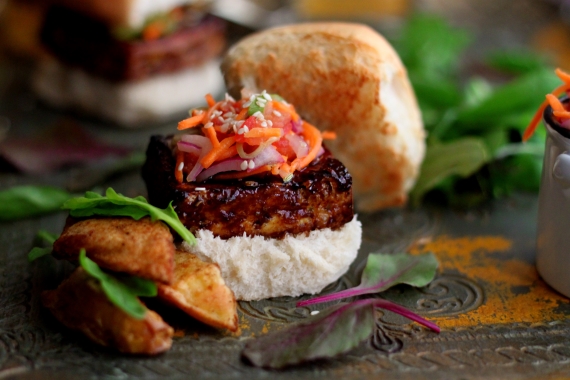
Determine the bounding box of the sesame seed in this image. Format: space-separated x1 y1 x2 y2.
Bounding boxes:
261 121 268 128
252 111 263 118
178 162 184 171
204 122 214 129
243 101 252 107
248 160 255 169
310 310 320 316
243 126 250 133
240 161 248 170
249 94 256 101
218 116 224 123
223 112 234 118
221 123 230 133
232 125 238 133
273 110 282 117
235 120 245 127
263 93 272 101
267 120 273 127
225 93 235 102
195 187 206 191
237 128 245 135
256 101 265 108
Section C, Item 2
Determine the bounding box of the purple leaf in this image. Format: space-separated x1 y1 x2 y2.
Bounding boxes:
0 119 129 174
242 298 439 369
297 252 438 307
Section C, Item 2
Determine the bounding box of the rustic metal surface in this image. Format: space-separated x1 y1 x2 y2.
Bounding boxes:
2 168 570 380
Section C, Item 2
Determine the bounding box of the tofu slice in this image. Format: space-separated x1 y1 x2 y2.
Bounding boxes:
52 217 175 284
42 268 173 355
157 251 238 332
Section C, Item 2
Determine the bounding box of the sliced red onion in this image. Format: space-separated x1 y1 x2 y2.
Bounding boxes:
177 141 202 155
253 145 285 167
291 120 303 134
181 134 213 150
196 158 245 182
181 134 212 182
316 147 325 158
236 137 279 159
286 134 309 158
562 119 570 130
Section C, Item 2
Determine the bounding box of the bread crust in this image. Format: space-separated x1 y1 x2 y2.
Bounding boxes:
221 22 425 211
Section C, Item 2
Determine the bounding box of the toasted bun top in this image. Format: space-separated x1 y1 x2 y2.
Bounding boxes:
221 22 425 211
50 0 204 28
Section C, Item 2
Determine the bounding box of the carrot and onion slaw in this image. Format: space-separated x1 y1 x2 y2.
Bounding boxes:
173 91 335 183
524 68 570 141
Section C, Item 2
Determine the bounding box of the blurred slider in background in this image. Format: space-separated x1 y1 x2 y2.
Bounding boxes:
29 0 226 127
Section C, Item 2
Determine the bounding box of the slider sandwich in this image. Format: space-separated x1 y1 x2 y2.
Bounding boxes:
32 0 226 126
143 91 362 301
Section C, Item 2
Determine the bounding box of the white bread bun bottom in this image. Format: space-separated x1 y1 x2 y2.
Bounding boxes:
32 58 224 127
180 217 362 301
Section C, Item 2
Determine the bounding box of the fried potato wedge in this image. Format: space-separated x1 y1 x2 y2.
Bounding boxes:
42 268 173 355
52 217 175 284
158 251 238 332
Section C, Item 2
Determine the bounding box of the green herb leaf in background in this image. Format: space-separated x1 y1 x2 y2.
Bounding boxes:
79 249 156 319
27 230 59 262
297 252 438 307
63 188 195 244
0 186 72 222
391 14 555 205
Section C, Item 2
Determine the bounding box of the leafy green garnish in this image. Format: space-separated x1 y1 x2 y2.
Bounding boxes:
244 252 439 368
79 249 156 319
62 188 195 244
243 298 438 369
0 186 73 222
297 252 438 307
391 14 556 205
27 230 59 262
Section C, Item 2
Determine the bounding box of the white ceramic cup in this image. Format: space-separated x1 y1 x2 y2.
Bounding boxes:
536 103 570 297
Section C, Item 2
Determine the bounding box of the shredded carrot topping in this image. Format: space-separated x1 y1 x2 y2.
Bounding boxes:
523 76 569 141
175 150 184 183
205 93 216 108
174 92 331 182
200 136 237 169
142 22 164 41
178 114 205 130
202 126 220 148
321 131 337 140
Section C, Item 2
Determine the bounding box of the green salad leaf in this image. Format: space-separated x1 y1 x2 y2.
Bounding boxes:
27 230 59 262
297 252 438 307
0 186 72 222
391 14 556 205
62 188 195 244
79 249 157 319
243 298 438 369
244 252 440 368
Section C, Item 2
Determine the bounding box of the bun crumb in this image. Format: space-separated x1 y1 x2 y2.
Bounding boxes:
180 217 362 301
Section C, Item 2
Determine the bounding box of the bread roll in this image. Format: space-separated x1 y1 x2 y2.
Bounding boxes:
221 22 425 211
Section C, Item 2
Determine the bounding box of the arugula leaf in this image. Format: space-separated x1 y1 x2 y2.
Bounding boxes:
62 188 195 244
78 249 156 319
0 186 72 221
297 252 437 307
243 299 439 369
27 230 60 262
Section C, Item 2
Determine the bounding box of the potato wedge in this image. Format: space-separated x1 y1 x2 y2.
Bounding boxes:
42 268 173 355
52 217 175 284
157 251 238 332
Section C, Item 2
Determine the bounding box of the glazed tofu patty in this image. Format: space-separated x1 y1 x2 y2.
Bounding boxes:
142 135 354 239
